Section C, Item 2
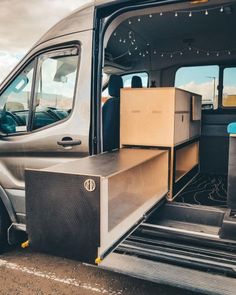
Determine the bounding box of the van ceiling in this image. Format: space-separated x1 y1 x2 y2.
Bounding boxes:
105 1 236 71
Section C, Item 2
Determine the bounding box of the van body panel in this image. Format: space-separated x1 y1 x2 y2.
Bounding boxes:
35 5 95 48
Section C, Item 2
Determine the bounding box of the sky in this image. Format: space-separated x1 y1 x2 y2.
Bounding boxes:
0 0 89 83
1 0 235 103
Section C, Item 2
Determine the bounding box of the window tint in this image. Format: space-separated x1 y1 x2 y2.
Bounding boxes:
33 51 79 130
175 66 219 109
122 72 148 88
0 61 34 134
223 67 236 107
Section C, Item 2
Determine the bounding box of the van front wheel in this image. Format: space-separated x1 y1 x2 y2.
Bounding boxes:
0 204 9 253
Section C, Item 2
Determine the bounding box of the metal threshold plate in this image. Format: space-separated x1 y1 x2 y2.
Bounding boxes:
100 253 236 295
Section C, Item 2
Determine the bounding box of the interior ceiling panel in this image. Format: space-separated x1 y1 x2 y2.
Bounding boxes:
105 1 236 70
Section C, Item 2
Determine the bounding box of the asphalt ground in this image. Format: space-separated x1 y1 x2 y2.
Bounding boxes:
0 247 202 295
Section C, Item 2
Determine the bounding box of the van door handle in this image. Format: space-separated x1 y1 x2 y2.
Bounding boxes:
57 137 82 147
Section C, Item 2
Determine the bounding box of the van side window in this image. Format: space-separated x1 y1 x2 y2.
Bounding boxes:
0 61 35 134
175 66 219 109
223 67 236 107
122 72 148 88
32 51 79 130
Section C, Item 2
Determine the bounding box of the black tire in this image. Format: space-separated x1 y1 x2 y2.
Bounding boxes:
0 203 10 253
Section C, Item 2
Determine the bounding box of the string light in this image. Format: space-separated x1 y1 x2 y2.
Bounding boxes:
174 5 228 17
111 5 234 61
112 28 235 60
121 4 230 26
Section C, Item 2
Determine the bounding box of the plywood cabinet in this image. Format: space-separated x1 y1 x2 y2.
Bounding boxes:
120 87 201 147
120 87 201 199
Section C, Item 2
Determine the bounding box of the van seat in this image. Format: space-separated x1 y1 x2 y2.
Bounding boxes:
102 75 123 152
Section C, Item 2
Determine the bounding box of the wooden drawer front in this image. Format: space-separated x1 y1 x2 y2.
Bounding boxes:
174 113 190 144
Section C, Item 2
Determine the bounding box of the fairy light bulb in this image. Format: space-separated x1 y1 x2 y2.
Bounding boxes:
180 52 183 56
161 53 164 58
216 52 219 57
113 32 117 37
207 52 210 56
160 12 163 16
220 6 224 13
154 50 157 54
205 10 208 15
128 51 132 56
138 18 141 22
189 11 192 17
128 20 132 25
175 12 178 17
149 14 152 18
228 51 231 55
197 50 200 54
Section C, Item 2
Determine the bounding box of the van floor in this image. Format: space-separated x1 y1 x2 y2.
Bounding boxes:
174 174 227 208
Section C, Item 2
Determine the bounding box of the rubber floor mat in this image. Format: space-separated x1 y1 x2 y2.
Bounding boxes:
175 174 227 208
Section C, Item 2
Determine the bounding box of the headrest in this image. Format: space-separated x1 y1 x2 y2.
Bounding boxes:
108 75 123 98
131 76 143 88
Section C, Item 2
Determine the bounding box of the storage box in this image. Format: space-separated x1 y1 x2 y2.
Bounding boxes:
25 148 168 264
120 87 201 147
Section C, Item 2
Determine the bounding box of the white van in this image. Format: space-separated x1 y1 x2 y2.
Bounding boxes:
1 0 236 293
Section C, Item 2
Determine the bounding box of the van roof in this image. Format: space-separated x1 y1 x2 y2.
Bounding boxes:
35 0 120 46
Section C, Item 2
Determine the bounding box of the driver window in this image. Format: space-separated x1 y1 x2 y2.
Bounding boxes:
0 61 34 134
32 50 79 130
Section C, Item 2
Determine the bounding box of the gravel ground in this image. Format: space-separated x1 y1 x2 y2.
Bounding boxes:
0 248 201 295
